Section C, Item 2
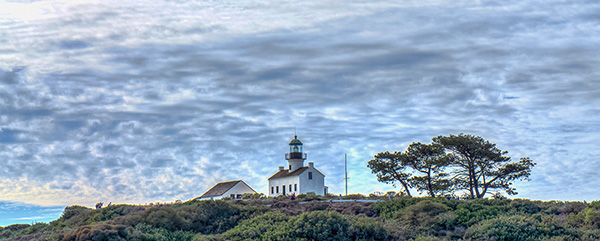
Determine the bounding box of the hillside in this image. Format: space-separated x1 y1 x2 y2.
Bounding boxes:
1 196 600 241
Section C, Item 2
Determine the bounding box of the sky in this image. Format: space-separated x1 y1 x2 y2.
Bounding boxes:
1 0 599 226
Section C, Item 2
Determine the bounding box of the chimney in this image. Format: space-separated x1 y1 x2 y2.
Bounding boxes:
308 162 314 168
278 166 284 171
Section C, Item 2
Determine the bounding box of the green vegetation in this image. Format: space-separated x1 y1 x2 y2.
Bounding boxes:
368 133 536 198
2 197 600 240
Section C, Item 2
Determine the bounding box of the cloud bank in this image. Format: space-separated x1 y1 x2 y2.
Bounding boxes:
0 0 599 210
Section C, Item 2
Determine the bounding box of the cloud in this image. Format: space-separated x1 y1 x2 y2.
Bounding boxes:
58 40 91 50
0 0 599 214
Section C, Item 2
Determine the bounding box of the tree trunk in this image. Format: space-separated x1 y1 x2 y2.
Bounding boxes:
427 168 435 197
474 170 481 198
468 168 475 198
400 180 412 197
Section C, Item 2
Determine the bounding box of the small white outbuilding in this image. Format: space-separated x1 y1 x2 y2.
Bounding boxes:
196 180 256 200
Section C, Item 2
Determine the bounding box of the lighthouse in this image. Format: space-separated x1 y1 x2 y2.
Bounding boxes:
286 135 307 171
267 135 326 196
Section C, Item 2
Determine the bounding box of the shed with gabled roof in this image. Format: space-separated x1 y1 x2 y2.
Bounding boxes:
196 180 256 200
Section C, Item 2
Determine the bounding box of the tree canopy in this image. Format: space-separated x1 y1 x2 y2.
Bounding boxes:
368 133 536 198
433 133 536 198
367 151 413 197
404 142 452 197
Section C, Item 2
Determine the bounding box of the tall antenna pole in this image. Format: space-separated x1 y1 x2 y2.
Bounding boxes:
344 153 348 196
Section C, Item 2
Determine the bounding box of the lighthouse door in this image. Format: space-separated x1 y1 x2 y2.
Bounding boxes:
282 185 286 195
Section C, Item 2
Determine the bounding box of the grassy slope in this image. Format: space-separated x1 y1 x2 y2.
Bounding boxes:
1 197 600 241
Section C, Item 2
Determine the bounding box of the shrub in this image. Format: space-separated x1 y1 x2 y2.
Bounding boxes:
303 201 329 212
590 200 600 209
411 236 445 241
454 199 503 226
3 224 30 232
396 200 453 237
542 201 588 215
285 211 351 240
192 233 227 241
23 222 49 235
372 197 421 220
463 214 579 241
343 194 367 200
222 212 289 241
509 199 542 214
584 208 600 227
143 207 185 232
61 205 92 220
241 193 264 199
176 200 241 234
340 203 375 217
50 204 149 230
62 223 131 241
348 216 389 240
133 224 195 241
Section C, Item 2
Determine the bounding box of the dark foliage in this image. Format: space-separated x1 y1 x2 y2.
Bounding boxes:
3 198 600 241
369 133 536 199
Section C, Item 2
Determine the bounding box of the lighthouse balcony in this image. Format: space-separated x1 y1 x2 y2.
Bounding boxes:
285 153 307 160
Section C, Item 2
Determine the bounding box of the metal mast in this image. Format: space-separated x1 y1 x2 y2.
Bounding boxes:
344 153 348 196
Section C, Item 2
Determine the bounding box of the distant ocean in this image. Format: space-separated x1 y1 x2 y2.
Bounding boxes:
0 201 64 227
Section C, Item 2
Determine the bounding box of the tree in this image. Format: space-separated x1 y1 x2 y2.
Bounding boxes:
404 142 452 197
367 151 412 197
433 133 535 199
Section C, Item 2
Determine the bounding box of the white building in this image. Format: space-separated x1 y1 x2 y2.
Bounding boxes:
196 180 256 200
268 135 327 196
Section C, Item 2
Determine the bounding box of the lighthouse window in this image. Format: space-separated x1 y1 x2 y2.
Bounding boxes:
289 184 292 192
271 187 274 194
293 146 299 152
309 172 313 179
294 184 297 191
276 186 279 193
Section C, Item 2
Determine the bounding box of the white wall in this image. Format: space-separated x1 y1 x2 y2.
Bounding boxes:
299 166 325 195
288 159 304 172
222 181 256 199
268 175 299 197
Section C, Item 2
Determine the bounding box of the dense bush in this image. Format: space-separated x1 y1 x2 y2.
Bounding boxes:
133 224 195 241
143 207 186 232
3 198 600 241
454 199 502 226
285 211 351 240
0 224 30 239
176 200 242 234
347 216 388 240
62 223 131 241
398 200 452 233
223 210 388 241
50 204 148 230
222 212 289 240
241 193 264 199
373 197 456 220
463 214 573 241
342 194 367 200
